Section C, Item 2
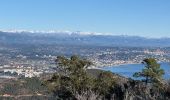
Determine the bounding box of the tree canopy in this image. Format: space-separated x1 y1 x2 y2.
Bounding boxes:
133 58 165 89
45 55 118 99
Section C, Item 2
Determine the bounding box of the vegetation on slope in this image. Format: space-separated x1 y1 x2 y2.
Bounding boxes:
1 56 170 100
45 56 170 100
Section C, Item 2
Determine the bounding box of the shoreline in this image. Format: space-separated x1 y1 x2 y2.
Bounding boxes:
91 61 170 69
93 63 140 69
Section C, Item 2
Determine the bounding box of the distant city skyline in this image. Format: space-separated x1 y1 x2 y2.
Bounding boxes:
0 0 170 38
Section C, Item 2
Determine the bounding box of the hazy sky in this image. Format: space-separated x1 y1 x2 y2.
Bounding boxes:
0 0 170 37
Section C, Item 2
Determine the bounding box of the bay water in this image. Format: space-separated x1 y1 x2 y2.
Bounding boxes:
102 63 170 80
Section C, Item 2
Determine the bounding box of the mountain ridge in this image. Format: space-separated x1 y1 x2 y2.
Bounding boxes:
0 31 170 47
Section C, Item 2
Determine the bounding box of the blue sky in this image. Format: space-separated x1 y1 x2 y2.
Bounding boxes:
0 0 170 37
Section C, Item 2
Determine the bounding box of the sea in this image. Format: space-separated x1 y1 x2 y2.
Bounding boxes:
102 62 170 80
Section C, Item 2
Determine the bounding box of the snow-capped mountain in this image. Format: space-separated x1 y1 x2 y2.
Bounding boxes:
0 30 170 47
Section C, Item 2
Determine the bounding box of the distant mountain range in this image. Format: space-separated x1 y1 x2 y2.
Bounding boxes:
0 31 170 47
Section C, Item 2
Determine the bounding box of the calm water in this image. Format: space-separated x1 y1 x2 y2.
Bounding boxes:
102 63 170 80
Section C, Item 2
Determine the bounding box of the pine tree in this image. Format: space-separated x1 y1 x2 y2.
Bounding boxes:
48 55 94 99
133 58 165 89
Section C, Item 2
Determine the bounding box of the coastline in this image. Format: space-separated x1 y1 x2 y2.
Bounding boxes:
91 61 170 69
92 63 140 69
